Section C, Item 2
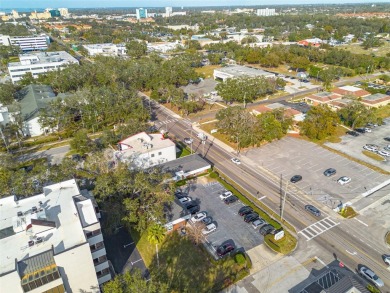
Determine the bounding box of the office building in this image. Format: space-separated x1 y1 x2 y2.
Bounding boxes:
0 179 111 293
257 8 276 16
49 9 61 17
214 65 275 82
165 7 173 17
0 34 50 52
83 43 127 56
58 8 69 17
136 8 148 20
8 51 79 83
30 11 51 20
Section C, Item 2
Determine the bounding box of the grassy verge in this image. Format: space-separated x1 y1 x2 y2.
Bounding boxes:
386 232 390 246
209 170 297 254
264 231 297 254
176 142 191 158
195 65 221 79
362 150 385 162
339 206 358 219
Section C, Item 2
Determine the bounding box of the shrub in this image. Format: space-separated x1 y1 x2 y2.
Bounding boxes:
209 171 219 178
175 180 186 187
234 253 246 265
367 284 381 293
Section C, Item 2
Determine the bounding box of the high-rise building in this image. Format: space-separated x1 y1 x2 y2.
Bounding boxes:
165 7 173 17
136 8 148 20
256 8 276 17
0 179 112 292
12 10 20 19
58 8 69 17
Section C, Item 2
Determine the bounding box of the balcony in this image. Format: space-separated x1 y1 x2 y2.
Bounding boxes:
90 241 105 253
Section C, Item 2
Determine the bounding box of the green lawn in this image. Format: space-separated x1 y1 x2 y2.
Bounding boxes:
338 42 390 58
195 65 221 79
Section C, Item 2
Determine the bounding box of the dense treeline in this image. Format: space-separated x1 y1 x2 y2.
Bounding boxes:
0 23 30 36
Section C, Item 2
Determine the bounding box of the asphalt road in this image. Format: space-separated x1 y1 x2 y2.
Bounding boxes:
153 103 390 291
18 145 70 164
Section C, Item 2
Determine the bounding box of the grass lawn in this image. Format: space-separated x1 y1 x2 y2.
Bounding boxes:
176 142 191 158
338 42 390 58
386 232 390 245
200 121 237 149
339 206 358 219
362 150 385 162
195 65 221 79
162 102 225 120
376 104 390 119
131 230 250 292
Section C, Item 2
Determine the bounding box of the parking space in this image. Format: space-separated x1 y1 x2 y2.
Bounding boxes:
245 136 390 208
325 118 390 173
185 181 264 255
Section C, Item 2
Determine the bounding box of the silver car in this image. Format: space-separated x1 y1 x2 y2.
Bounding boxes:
359 266 384 287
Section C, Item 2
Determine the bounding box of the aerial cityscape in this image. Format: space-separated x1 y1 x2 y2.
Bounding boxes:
0 2 389 293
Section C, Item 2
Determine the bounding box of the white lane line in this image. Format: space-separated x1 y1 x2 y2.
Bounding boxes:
315 256 329 269
298 231 312 241
258 196 266 200
131 259 143 265
354 218 369 227
345 250 357 255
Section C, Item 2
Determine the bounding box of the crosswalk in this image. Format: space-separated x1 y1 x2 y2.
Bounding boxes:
154 119 178 128
298 217 339 241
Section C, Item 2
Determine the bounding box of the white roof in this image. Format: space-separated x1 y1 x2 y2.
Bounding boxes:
339 85 362 92
214 65 275 79
8 51 78 67
0 179 86 275
119 132 175 155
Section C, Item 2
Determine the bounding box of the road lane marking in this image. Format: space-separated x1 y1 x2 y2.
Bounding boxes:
315 256 329 269
354 218 369 227
345 250 357 255
131 259 143 265
258 196 266 200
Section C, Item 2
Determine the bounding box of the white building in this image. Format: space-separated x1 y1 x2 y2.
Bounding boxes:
115 132 177 169
0 179 111 293
0 104 13 126
136 8 148 20
0 34 50 51
83 43 127 56
12 10 20 18
165 7 172 17
58 8 69 17
147 41 182 53
257 8 276 16
8 51 79 83
214 65 275 82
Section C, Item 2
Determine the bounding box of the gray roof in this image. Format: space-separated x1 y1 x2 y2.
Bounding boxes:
16 84 59 121
215 65 275 78
363 93 389 101
161 154 211 176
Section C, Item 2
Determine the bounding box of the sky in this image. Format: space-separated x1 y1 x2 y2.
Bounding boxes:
1 0 389 9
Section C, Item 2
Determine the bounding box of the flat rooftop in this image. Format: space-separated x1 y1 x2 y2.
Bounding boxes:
339 85 362 92
0 179 88 275
8 51 78 67
83 43 125 49
362 93 390 101
160 154 211 177
119 132 175 155
214 65 275 78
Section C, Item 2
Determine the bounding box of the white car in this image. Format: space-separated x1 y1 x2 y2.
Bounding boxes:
231 158 241 165
364 128 372 133
179 197 192 204
219 191 233 200
202 223 217 235
377 150 390 157
184 137 193 144
337 176 351 185
384 255 390 266
252 219 266 229
363 145 377 152
190 212 207 223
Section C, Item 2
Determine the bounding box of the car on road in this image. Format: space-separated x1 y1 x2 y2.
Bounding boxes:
305 205 321 217
238 206 253 216
359 266 384 287
383 255 390 266
384 137 390 142
346 131 359 137
216 242 235 257
244 212 259 223
378 150 390 157
191 212 207 223
202 216 212 225
179 197 192 204
290 175 302 183
252 218 266 229
259 224 275 235
231 158 241 165
202 223 217 235
184 137 193 144
219 191 233 200
224 196 238 205
323 168 336 177
188 205 200 214
337 176 351 185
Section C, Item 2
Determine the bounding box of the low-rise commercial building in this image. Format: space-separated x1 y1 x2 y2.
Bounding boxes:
361 93 390 108
332 85 371 98
0 179 111 293
83 43 127 56
8 51 79 83
214 65 275 82
0 34 50 52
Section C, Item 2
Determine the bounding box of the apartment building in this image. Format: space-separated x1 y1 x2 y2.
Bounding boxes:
0 179 111 293
256 8 277 16
8 51 79 83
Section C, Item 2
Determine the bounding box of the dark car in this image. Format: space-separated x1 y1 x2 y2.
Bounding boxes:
323 168 336 177
244 212 259 223
355 128 366 134
175 192 186 199
188 205 200 214
216 242 235 257
224 196 238 205
185 203 198 210
305 205 321 217
202 216 212 225
259 224 275 235
346 131 359 137
290 175 302 183
384 137 390 142
238 206 253 216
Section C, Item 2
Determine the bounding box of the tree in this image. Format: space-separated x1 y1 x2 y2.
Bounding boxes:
290 56 310 71
0 83 19 105
339 101 378 129
70 129 93 155
187 222 205 245
301 105 340 140
126 40 147 58
147 224 166 268
104 269 169 293
362 34 383 50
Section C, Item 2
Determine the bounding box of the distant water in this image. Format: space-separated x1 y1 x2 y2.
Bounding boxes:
1 8 46 13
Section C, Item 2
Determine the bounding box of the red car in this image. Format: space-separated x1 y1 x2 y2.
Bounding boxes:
216 243 235 257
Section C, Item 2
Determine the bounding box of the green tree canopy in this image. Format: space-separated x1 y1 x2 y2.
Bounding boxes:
126 40 147 58
301 105 340 140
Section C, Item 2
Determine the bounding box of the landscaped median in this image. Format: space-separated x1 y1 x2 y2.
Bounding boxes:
209 169 298 255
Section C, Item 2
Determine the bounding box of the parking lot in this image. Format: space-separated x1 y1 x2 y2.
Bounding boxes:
325 118 390 172
244 136 390 209
183 181 264 256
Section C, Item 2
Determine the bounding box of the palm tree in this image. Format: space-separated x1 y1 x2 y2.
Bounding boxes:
147 224 166 268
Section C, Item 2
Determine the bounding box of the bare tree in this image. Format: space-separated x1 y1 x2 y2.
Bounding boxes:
186 221 206 245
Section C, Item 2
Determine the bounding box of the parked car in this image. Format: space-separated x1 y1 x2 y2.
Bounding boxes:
355 128 366 134
190 212 207 223
323 168 336 177
364 128 372 133
184 137 193 144
231 158 241 165
252 218 266 229
378 150 390 157
202 216 212 225
346 131 359 137
290 175 302 183
259 224 275 235
305 205 321 217
244 212 259 223
384 145 390 151
188 205 200 214
337 176 351 185
219 191 233 200
363 145 378 152
359 266 384 287
384 137 390 142
179 197 192 204
202 223 217 235
224 196 238 205
216 242 235 257
238 206 253 216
